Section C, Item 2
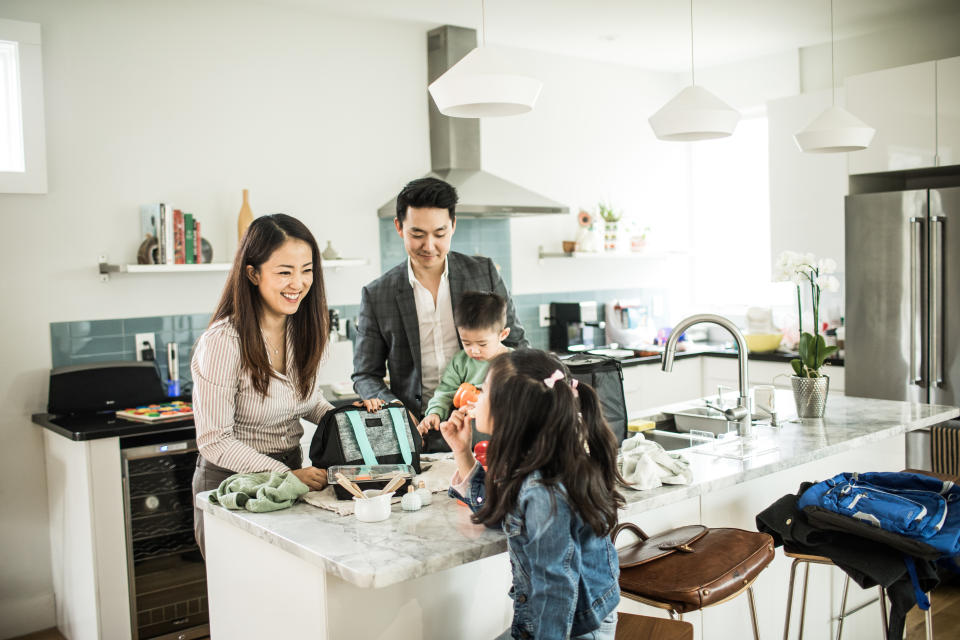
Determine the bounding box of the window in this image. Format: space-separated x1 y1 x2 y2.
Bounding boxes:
0 19 46 193
689 110 770 309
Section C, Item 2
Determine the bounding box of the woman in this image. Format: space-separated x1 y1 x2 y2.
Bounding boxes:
191 213 331 555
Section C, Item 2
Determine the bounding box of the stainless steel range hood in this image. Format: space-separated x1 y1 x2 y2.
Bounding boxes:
378 25 568 219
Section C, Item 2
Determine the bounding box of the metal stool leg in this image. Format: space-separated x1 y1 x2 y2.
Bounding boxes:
798 561 811 640
747 585 761 640
834 574 851 640
783 559 801 640
878 587 889 640
924 596 934 640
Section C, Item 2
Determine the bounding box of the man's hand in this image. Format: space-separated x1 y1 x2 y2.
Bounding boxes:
291 466 328 491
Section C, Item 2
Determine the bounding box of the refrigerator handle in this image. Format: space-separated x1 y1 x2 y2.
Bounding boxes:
910 216 925 386
931 215 944 388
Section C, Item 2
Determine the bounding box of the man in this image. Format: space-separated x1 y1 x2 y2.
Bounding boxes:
352 177 528 419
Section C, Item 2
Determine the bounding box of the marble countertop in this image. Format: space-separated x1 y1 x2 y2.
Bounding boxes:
197 392 957 589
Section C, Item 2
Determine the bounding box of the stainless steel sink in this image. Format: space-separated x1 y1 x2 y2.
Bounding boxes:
664 406 733 436
641 429 714 451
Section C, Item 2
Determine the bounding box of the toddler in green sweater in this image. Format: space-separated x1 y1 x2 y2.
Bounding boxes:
420 291 512 435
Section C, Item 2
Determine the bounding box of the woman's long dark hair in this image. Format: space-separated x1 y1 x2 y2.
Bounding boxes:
474 350 626 536
210 214 328 400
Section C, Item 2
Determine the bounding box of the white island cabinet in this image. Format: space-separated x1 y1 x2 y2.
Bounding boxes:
198 393 957 640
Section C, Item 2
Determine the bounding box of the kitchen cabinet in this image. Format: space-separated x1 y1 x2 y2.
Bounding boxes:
938 56 960 167
622 357 703 417
846 61 937 174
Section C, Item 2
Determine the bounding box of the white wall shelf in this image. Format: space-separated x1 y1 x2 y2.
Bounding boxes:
537 246 686 263
98 256 367 281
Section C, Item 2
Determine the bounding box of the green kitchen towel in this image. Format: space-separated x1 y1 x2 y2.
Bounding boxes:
209 471 309 512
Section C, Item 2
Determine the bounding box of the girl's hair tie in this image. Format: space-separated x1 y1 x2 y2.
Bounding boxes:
570 378 579 397
543 369 564 389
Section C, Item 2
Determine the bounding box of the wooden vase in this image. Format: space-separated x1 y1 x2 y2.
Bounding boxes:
237 188 254 242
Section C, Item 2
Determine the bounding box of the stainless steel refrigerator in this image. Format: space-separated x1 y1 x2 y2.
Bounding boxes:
845 187 960 467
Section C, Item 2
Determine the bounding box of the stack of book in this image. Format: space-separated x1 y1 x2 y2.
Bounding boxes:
139 203 203 264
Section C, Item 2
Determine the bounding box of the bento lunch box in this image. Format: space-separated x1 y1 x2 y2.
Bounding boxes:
328 464 415 500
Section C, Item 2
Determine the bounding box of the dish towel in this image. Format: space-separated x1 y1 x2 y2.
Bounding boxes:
932 420 960 477
619 433 693 491
209 471 309 512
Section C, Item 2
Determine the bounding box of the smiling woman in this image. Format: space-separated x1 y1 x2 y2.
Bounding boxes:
189 213 334 556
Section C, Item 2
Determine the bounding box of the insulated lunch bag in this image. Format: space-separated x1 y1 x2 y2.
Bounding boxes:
310 403 422 474
564 353 628 444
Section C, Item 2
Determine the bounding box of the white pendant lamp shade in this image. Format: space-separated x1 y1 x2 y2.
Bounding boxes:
794 105 876 153
428 45 542 118
648 85 740 141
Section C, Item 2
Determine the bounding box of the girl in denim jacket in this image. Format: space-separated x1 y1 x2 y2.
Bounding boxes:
442 350 626 640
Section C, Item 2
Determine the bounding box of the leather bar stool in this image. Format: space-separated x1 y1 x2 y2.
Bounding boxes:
614 612 693 640
615 524 775 640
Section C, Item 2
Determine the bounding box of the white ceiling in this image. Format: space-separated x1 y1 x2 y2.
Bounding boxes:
270 0 960 72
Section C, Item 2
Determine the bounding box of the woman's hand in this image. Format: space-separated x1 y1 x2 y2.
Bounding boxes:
356 398 384 412
291 466 328 491
418 413 441 435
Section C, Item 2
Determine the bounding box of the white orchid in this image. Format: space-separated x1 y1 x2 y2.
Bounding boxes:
777 250 841 377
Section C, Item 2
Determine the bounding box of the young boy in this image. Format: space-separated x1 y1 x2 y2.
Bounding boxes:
419 291 511 435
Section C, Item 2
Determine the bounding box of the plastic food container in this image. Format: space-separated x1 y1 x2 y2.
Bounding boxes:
354 489 395 522
328 464 414 500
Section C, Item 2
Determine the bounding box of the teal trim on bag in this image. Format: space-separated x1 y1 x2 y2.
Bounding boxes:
345 411 378 466
388 407 412 465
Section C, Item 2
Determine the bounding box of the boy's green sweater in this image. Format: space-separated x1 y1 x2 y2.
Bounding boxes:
425 349 511 418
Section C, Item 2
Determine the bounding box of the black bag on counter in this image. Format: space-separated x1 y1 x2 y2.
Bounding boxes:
564 353 628 444
310 402 422 473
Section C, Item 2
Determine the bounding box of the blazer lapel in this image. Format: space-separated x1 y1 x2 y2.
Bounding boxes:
396 278 421 376
447 253 465 348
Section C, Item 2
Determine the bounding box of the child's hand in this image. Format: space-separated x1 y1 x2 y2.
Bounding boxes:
439 408 473 455
419 413 441 435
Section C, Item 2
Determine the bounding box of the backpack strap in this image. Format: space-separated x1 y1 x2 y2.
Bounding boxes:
345 411 378 466
388 407 413 466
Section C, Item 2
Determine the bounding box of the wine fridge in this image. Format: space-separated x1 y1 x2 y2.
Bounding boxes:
121 433 209 639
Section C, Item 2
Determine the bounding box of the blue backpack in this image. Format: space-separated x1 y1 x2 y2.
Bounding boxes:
798 471 960 558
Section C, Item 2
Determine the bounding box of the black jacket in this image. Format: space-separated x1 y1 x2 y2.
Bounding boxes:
756 483 939 639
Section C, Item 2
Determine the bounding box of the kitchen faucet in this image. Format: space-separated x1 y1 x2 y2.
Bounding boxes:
662 314 752 437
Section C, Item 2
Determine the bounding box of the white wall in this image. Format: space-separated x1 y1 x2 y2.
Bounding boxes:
0 0 427 635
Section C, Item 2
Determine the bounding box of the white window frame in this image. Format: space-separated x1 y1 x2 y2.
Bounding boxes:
0 18 47 194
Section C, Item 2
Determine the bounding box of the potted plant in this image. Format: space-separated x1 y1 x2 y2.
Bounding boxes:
598 201 623 252
774 251 840 418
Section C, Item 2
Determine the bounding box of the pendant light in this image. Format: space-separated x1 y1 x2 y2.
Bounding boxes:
428 0 542 118
649 0 739 141
794 0 875 153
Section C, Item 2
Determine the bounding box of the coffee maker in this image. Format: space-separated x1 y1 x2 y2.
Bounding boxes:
549 301 606 353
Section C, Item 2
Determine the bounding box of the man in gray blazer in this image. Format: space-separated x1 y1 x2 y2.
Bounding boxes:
352 177 527 420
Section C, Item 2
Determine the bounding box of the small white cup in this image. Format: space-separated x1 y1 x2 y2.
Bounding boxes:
754 385 776 412
354 489 395 522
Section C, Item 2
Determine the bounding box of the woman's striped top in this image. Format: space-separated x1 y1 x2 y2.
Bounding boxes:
191 318 333 473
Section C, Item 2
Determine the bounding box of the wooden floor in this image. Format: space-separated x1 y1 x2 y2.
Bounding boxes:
11 583 959 640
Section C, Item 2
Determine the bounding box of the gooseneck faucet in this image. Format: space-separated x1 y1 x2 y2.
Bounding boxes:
662 314 752 437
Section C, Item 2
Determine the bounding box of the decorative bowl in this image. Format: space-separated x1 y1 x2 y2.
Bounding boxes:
354 489 394 522
744 333 783 353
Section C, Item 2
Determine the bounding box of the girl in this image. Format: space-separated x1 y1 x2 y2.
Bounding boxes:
441 349 625 640
191 214 332 555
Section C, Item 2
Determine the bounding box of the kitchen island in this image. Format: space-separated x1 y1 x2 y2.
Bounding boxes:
198 392 957 640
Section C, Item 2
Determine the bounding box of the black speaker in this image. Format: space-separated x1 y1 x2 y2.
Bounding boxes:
48 361 166 414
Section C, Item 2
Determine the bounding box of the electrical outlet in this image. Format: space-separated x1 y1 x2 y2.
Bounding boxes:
538 304 551 328
135 332 156 361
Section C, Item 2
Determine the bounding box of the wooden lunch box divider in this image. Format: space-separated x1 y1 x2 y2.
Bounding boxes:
613 522 776 613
